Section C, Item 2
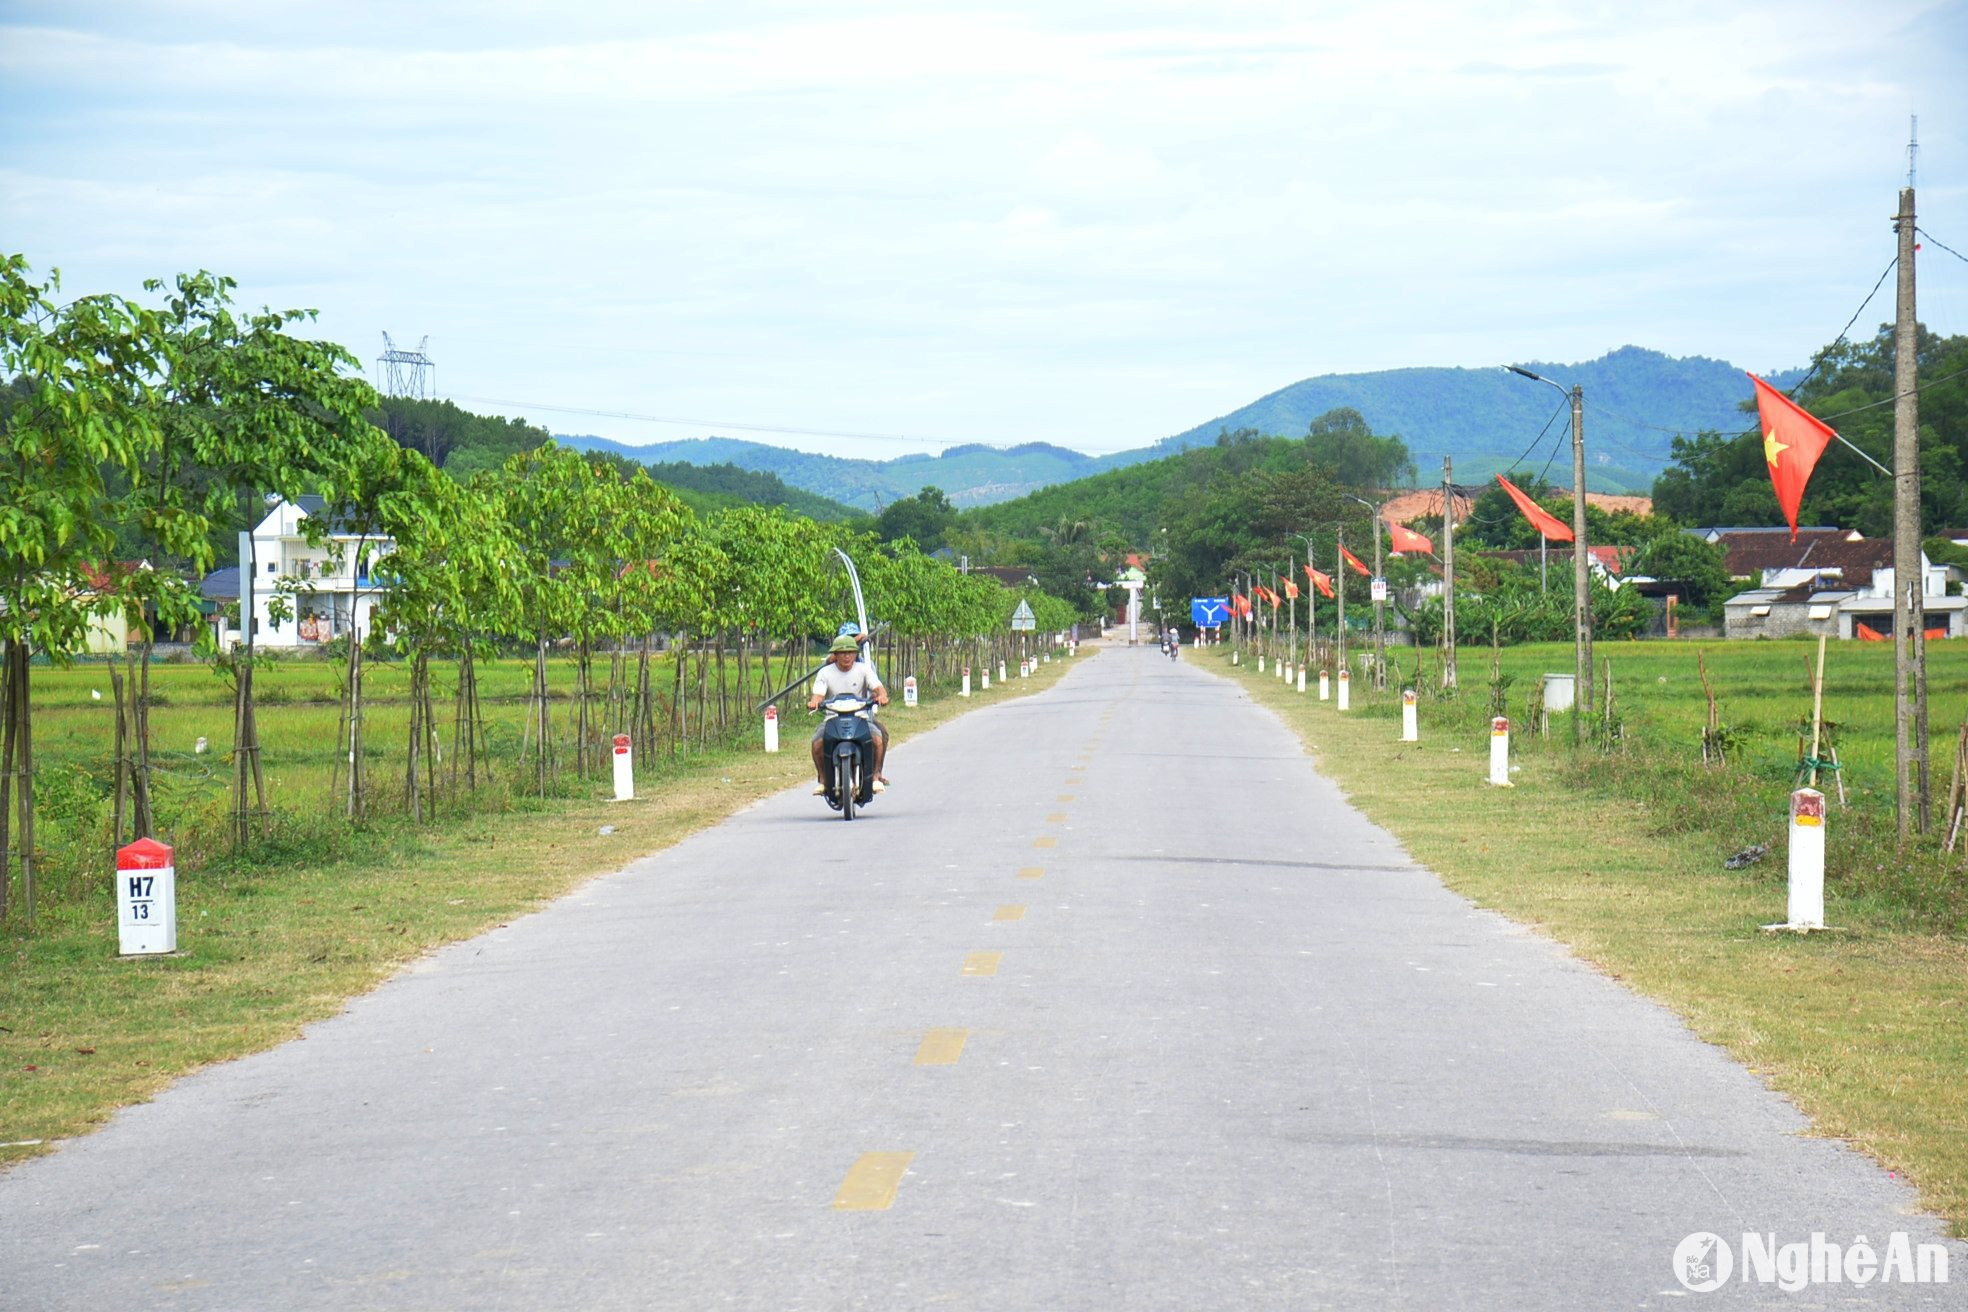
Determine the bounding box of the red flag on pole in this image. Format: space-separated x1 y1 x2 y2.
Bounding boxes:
1304 565 1335 598
1495 474 1574 542
1749 373 1838 543
1389 523 1433 554
1279 575 1300 600
1231 592 1251 616
1256 584 1280 607
1340 545 1371 577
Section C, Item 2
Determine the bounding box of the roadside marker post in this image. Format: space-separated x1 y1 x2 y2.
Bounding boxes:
998 661 1007 682
961 667 971 697
982 671 991 690
1402 689 1418 742
903 676 919 708
1258 654 1266 673
116 837 176 956
1319 670 1329 700
1337 669 1351 711
612 733 635 799
1488 717 1512 786
1232 650 1240 666
1297 666 1306 693
763 708 779 754
1768 789 1828 931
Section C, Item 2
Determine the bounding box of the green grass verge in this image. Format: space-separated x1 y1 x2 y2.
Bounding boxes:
0 648 1092 1162
1210 641 1968 1236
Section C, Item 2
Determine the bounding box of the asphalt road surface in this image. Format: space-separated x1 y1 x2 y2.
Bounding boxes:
2 646 1959 1309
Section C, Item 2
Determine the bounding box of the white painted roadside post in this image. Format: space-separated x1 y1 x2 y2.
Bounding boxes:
1488 717 1512 786
998 660 1007 682
1768 788 1828 931
982 671 991 690
1401 689 1418 742
116 837 176 956
1336 669 1351 711
1258 654 1266 673
903 675 919 708
961 667 972 697
1318 670 1329 700
1232 650 1240 666
612 733 635 799
763 706 780 753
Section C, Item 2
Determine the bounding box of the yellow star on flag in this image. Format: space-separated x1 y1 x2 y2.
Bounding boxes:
1763 427 1789 468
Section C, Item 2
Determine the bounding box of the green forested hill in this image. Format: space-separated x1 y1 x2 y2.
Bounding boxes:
549 346 1806 510
1117 346 1808 492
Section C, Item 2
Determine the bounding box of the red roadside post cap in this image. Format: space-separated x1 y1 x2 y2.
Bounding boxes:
765 706 777 720
117 837 172 869
612 734 630 754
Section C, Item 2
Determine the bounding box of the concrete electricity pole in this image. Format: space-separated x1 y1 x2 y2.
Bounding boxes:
1892 175 1929 836
1349 495 1387 688
1506 366 1593 740
1441 458 1457 691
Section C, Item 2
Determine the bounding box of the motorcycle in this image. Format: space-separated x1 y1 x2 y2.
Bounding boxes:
817 696 878 820
1164 634 1179 660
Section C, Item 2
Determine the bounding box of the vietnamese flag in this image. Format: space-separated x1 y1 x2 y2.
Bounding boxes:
1279 575 1300 600
1304 565 1335 598
1340 545 1371 577
1749 373 1837 542
1389 523 1433 555
1256 584 1280 607
1495 474 1574 542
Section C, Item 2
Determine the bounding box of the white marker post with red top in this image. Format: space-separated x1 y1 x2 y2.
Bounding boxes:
612 733 634 800
116 837 176 956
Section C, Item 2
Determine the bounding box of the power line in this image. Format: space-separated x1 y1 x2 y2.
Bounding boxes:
1917 227 1968 267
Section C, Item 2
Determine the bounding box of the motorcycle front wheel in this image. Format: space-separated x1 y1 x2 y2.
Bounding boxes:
835 754 856 821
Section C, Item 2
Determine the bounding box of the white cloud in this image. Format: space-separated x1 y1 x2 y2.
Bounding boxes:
1 0 1962 458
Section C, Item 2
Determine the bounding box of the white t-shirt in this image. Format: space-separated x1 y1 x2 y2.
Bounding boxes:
812 662 883 708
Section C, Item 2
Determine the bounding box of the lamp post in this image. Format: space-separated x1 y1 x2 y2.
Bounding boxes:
1506 365 1592 738
1347 495 1388 688
1290 531 1318 672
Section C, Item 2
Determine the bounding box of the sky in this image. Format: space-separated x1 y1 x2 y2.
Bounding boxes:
3 1 1966 461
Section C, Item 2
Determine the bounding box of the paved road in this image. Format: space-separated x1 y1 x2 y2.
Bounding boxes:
2 647 1959 1309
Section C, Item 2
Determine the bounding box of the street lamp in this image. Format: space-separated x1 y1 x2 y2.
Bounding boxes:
1505 365 1593 739
1346 495 1388 689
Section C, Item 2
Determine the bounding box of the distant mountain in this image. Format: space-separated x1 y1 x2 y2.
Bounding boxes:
557 347 1805 509
1121 347 1810 491
555 434 1103 511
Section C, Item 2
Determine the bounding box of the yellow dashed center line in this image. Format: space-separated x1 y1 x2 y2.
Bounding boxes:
961 951 1003 976
1032 836 1057 849
914 1029 969 1065
992 904 1026 922
1057 794 1076 802
1045 812 1067 824
1017 866 1045 880
833 1152 915 1210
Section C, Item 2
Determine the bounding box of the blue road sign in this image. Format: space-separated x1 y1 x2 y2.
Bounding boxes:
1191 597 1229 627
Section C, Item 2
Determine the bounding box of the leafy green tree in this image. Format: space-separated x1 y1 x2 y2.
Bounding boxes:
1303 407 1416 489
875 485 956 552
1628 533 1732 612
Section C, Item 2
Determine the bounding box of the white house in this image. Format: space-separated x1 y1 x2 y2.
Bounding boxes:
242 496 394 649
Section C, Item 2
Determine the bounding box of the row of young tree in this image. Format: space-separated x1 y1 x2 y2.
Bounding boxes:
0 258 1078 925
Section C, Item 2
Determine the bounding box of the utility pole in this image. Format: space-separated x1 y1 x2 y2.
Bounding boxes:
1441 458 1457 691
1569 382 1592 736
1370 511 1385 687
1335 527 1348 675
1892 157 1928 836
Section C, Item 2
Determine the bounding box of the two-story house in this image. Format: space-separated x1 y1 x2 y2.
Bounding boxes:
241 496 395 648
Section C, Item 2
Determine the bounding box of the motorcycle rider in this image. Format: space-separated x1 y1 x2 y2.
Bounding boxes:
833 620 891 784
809 635 889 794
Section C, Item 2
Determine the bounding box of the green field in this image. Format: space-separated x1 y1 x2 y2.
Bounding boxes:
1214 637 1968 1232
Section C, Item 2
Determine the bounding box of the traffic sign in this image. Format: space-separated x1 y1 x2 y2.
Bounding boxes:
1010 600 1036 631
1370 578 1387 603
1191 597 1229 626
